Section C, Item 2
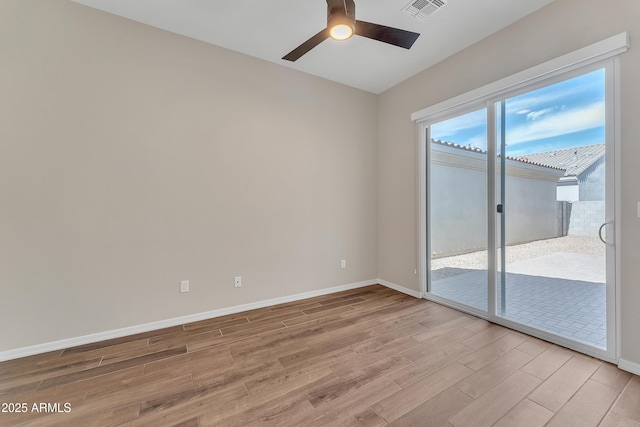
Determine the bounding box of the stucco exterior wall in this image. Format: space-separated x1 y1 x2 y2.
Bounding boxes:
431 145 564 257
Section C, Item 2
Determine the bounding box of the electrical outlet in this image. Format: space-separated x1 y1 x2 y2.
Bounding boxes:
234 276 242 288
341 259 346 269
180 280 189 293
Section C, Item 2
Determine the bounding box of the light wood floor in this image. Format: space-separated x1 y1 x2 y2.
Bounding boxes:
1 285 638 426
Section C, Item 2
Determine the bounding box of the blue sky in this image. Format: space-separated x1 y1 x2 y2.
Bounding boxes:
431 69 605 156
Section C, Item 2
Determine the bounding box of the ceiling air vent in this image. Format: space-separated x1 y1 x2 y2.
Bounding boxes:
403 0 448 21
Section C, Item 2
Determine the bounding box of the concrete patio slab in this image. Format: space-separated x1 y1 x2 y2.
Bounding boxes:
430 252 606 349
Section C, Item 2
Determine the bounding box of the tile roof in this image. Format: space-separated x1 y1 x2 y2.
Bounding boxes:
431 139 565 171
514 144 605 177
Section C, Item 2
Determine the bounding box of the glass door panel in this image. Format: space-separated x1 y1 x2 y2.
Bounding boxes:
429 108 488 313
495 69 609 350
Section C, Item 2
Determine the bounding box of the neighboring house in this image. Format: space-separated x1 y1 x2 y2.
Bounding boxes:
517 144 606 237
517 144 605 202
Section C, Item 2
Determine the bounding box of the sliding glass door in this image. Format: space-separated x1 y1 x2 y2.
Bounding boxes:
425 63 616 360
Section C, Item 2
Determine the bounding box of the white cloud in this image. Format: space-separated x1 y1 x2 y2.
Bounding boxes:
516 109 530 115
505 74 602 115
507 101 604 145
526 107 556 120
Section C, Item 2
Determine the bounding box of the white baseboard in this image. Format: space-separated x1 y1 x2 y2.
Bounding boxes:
377 279 423 299
618 358 640 376
0 279 384 362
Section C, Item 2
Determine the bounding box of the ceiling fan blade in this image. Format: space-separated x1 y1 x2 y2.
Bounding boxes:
282 28 330 62
355 20 420 49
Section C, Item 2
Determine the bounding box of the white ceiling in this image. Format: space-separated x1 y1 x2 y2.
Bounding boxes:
71 0 555 94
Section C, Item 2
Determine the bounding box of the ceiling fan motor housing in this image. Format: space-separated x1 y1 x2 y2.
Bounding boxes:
327 0 356 33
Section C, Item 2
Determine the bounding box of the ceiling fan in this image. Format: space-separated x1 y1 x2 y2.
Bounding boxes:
282 0 420 62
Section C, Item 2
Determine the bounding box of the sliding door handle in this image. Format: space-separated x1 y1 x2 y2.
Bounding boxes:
598 222 613 245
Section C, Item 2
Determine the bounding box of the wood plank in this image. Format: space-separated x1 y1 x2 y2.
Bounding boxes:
411 315 477 343
287 377 401 427
143 345 234 378
368 311 432 337
83 372 195 412
448 370 542 427
0 381 42 399
607 376 640 421
516 337 552 356
306 354 412 407
197 372 333 426
600 411 640 427
192 360 282 389
99 341 190 366
244 364 336 398
348 294 407 312
493 399 554 427
591 362 633 392
388 386 473 427
229 324 329 361
282 305 355 326
0 356 102 392
182 314 250 332
219 318 289 336
319 292 376 306
302 298 366 314
455 348 534 399
60 337 151 358
38 346 188 390
171 417 200 427
401 327 476 362
0 350 64 371
457 332 528 371
246 305 306 321
0 351 100 382
372 362 474 423
148 328 223 346
138 381 243 418
208 394 314 427
184 329 268 353
520 344 574 380
46 365 145 400
546 379 620 426
129 383 248 427
278 331 373 368
527 354 601 412
330 335 421 378
390 342 474 388
460 324 510 349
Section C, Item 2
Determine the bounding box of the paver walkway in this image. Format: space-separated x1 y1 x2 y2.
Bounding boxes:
430 252 606 348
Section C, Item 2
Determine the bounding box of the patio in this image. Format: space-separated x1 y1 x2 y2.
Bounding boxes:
430 236 607 349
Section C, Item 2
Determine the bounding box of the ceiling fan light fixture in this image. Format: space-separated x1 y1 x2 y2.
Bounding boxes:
329 23 354 40
328 15 355 40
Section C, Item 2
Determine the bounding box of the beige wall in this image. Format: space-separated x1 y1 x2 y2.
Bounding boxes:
0 0 378 351
377 0 640 365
